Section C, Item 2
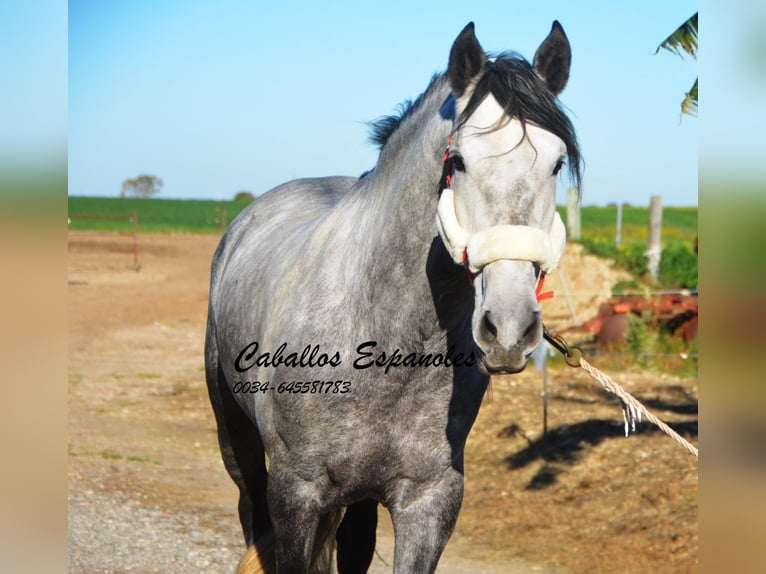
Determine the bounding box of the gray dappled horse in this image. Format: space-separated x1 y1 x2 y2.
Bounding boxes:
206 21 581 574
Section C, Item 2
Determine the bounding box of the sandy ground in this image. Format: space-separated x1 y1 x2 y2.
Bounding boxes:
68 231 697 573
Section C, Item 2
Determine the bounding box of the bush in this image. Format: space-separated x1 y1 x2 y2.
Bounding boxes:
614 243 649 279
234 191 255 202
625 312 656 366
578 237 617 260
578 239 697 289
612 279 642 295
658 241 698 288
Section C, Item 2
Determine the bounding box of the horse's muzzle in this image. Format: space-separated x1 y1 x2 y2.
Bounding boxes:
477 354 529 375
473 308 542 374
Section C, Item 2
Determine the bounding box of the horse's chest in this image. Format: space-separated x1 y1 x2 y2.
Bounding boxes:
324 423 454 494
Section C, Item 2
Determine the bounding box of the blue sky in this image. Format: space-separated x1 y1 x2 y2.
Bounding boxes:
68 1 698 206
0 0 66 169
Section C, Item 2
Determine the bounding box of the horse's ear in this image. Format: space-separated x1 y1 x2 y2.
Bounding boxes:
532 21 571 95
448 22 486 98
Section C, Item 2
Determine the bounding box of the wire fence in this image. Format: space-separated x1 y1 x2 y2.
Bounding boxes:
68 211 140 271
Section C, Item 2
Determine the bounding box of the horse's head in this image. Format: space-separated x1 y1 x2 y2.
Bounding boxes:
437 22 581 374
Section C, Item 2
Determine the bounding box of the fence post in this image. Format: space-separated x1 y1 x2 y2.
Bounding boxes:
132 210 140 271
615 203 623 247
566 187 581 240
646 195 662 282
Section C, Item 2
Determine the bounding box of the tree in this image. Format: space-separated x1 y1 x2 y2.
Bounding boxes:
120 174 163 198
234 190 255 202
656 12 698 117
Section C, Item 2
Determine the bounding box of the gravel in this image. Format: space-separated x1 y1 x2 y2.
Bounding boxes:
68 488 242 573
68 486 556 574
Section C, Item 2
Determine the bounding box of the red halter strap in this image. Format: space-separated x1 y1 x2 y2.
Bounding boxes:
438 135 454 195
535 272 554 302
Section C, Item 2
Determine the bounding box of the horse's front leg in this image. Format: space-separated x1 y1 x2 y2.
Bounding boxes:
389 469 464 574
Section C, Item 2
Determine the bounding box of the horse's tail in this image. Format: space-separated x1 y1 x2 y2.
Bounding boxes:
310 509 345 574
205 307 275 572
236 531 275 574
235 510 344 574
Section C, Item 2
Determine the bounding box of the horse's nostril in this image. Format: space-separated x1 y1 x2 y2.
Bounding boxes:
483 311 498 340
523 312 540 339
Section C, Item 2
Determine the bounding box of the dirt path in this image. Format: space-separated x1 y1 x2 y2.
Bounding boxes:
68 231 697 573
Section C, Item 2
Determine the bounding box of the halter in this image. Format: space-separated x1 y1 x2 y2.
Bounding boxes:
435 94 565 301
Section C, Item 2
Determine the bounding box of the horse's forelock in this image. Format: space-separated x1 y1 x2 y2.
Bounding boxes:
457 54 582 188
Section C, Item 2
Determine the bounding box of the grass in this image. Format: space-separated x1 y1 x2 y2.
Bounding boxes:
68 447 157 464
70 196 698 241
68 196 254 233
556 204 698 243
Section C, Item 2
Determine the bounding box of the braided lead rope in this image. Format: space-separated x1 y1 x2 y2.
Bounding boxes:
577 356 699 458
543 326 699 458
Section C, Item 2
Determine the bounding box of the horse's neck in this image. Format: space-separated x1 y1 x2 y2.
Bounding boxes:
358 84 451 246
364 127 446 239
341 92 471 345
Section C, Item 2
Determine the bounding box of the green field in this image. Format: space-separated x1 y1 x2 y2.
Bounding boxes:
67 196 253 233
556 205 698 244
68 196 697 240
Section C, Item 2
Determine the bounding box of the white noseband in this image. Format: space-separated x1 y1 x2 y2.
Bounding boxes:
436 187 566 274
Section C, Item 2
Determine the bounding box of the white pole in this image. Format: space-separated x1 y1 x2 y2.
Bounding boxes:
646 196 663 282
616 203 623 247
566 187 581 240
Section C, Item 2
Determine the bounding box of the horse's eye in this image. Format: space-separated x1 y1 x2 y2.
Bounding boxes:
552 158 565 176
451 154 466 172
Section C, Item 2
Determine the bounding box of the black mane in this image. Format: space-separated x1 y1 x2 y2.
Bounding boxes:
368 54 581 187
368 104 412 150
367 74 442 150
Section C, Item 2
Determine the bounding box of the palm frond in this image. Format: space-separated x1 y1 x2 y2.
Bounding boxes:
680 78 698 117
657 13 698 117
656 12 698 60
